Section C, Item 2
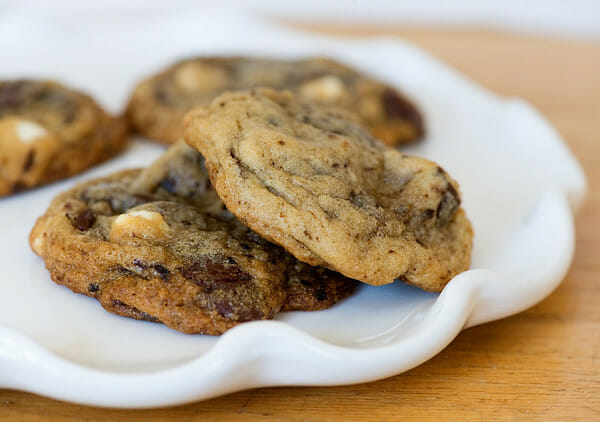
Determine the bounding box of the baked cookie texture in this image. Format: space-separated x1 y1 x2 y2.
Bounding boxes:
126 56 423 146
30 142 356 335
184 89 473 292
0 80 128 197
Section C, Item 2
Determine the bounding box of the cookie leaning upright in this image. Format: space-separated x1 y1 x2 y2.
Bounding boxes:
184 89 473 292
0 80 127 196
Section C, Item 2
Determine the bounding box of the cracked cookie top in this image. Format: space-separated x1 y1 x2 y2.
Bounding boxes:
184 89 472 291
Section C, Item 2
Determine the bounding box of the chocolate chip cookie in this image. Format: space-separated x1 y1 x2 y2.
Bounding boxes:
0 80 127 197
30 143 356 335
126 56 423 146
184 89 473 291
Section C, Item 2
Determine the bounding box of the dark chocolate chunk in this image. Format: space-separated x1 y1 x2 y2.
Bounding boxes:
110 299 161 323
159 177 177 194
236 307 264 322
181 256 252 290
213 301 264 321
382 88 418 120
316 288 327 301
152 264 170 281
133 259 171 281
214 301 234 318
73 209 96 231
436 183 460 227
11 181 26 193
22 150 35 172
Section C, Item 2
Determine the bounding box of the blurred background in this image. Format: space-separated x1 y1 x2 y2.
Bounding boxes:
2 0 600 40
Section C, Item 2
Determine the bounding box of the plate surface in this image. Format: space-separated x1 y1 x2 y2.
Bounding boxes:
0 8 586 408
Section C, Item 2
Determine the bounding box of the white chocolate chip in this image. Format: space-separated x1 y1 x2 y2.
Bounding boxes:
175 62 229 92
127 210 164 221
16 120 48 144
110 210 169 242
299 76 345 103
31 234 44 255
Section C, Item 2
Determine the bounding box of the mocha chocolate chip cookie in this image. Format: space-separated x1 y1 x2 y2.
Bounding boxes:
126 56 423 146
29 143 356 335
184 89 473 291
0 80 128 197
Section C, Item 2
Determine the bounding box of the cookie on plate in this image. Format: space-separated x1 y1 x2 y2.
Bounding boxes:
133 141 356 313
126 56 423 146
29 143 356 335
184 89 473 292
0 80 127 197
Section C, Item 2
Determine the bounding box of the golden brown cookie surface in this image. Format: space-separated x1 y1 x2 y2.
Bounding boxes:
30 143 356 335
184 89 472 291
0 80 127 196
126 57 423 146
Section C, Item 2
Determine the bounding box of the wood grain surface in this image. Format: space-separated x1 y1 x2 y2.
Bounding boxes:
1 24 599 421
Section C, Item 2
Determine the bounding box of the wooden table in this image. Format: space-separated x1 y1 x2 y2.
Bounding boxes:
2 26 599 421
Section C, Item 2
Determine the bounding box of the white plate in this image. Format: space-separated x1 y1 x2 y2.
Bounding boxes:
0 8 586 408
